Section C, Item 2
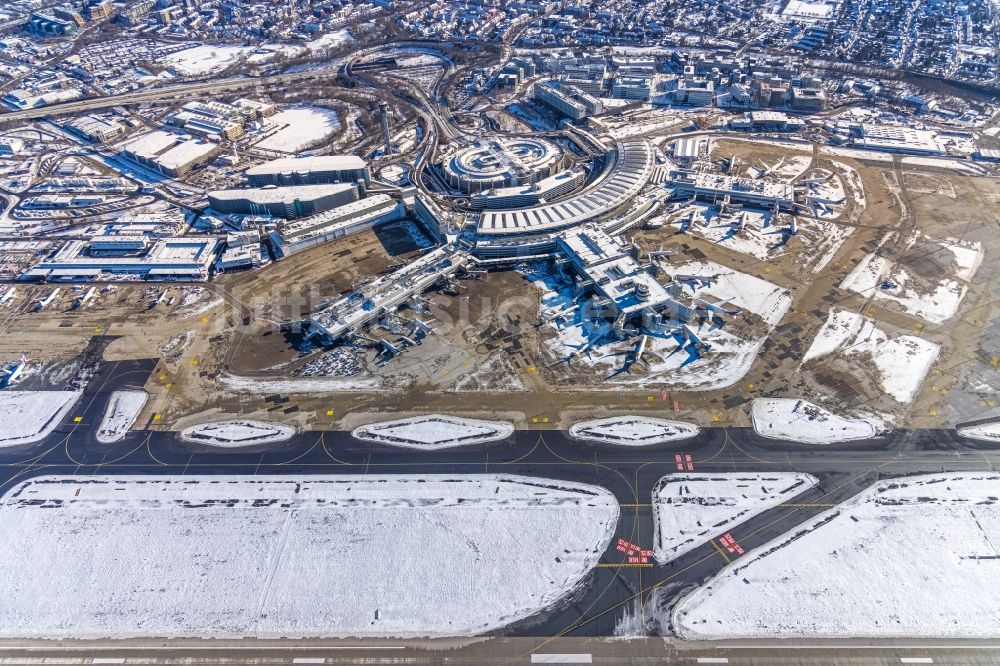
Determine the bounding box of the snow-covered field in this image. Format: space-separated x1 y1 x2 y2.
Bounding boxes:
840 236 983 323
96 390 147 444
305 28 353 53
255 106 341 153
671 473 1000 639
353 415 513 449
0 391 80 447
751 398 882 444
179 420 295 447
653 473 816 563
803 309 939 403
164 45 248 75
569 416 698 445
0 474 618 638
958 422 1000 442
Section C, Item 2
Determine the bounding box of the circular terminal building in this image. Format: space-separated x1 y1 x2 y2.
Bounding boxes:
441 137 565 194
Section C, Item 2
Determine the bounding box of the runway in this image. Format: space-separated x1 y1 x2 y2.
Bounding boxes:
0 356 997 663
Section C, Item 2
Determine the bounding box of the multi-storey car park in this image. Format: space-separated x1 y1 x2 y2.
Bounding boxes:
439 137 566 193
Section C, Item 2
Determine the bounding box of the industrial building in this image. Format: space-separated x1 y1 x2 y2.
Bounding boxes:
847 123 943 155
24 236 219 281
119 131 221 178
208 183 359 218
275 194 404 256
0 137 25 156
728 111 807 132
245 155 371 188
63 114 129 144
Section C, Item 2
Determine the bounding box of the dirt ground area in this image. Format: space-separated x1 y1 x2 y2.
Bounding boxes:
5 148 999 432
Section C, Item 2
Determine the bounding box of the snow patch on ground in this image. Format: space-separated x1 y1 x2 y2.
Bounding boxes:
0 474 618 638
256 106 341 153
179 420 295 447
164 45 248 75
958 422 1000 442
672 473 1000 639
305 28 354 53
653 473 817 563
0 391 80 447
803 309 939 403
569 416 698 446
840 236 983 324
353 415 513 449
96 390 147 444
751 398 882 444
219 373 381 393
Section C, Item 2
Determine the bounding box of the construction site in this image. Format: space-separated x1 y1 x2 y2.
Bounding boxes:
0 129 995 435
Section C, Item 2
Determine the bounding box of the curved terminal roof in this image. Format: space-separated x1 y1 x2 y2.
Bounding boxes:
475 140 654 236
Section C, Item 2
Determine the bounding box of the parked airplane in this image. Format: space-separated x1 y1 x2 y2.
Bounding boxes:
34 288 60 311
1 355 28 388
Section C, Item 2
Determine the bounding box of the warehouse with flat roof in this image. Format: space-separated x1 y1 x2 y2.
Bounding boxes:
119 131 221 178
208 183 359 218
245 155 371 188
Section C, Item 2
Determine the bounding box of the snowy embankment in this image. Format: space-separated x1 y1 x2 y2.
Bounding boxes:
179 420 295 447
352 415 513 450
672 473 1000 639
0 391 80 447
751 398 882 444
958 422 1000 443
569 416 698 446
0 474 618 638
96 390 147 444
653 473 817 563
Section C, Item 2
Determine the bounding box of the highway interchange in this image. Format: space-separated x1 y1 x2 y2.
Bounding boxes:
1 351 999 664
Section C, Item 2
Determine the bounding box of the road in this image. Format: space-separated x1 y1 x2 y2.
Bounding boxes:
0 350 997 663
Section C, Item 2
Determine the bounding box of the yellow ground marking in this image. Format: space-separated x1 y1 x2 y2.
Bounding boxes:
710 539 731 564
72 416 82 423
780 503 836 508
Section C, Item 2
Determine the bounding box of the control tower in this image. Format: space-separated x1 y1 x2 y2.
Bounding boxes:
378 102 393 154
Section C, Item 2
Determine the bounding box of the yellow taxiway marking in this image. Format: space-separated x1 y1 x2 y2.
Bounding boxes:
710 539 731 564
780 502 836 508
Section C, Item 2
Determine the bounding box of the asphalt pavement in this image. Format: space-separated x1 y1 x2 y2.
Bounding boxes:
0 356 997 663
